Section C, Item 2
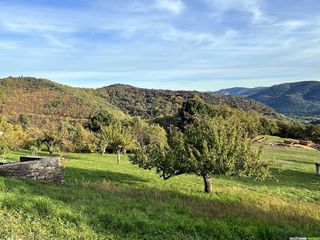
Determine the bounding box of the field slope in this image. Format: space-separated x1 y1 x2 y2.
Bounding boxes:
0 144 319 239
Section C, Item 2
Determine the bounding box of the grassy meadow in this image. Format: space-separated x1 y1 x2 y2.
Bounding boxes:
0 141 319 239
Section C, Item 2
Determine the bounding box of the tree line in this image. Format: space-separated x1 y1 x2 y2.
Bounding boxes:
1 98 319 193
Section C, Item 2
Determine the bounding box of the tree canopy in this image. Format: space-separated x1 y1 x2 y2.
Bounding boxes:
131 113 271 193
86 110 115 132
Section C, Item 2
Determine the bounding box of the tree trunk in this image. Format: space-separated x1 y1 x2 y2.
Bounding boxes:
117 150 121 164
101 147 106 155
202 174 212 193
49 143 54 155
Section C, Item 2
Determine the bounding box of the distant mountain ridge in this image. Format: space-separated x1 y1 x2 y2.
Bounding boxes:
214 87 267 97
214 81 320 117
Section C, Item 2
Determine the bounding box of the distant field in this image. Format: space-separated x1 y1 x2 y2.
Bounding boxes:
1 143 320 239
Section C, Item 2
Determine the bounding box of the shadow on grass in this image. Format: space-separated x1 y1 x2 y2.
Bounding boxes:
1 166 320 239
277 158 318 166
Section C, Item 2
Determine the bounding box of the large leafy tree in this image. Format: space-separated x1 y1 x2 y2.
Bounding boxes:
180 98 261 138
131 114 271 193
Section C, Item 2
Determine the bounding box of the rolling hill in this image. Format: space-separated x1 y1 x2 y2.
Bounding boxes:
97 84 279 119
0 77 280 127
0 77 127 126
215 81 320 118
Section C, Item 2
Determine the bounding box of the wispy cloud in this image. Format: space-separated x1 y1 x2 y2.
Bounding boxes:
42 35 72 49
205 0 264 23
0 40 19 50
161 27 216 43
155 0 185 14
277 20 307 30
161 26 238 46
0 0 320 90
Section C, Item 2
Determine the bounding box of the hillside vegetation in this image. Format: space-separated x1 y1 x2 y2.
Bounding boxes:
0 77 127 126
97 84 278 119
249 81 320 117
0 77 281 127
1 143 319 239
215 81 320 118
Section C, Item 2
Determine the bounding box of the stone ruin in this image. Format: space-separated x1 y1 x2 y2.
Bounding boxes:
0 156 64 184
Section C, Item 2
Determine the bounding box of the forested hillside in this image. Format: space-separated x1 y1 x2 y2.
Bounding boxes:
0 77 127 126
215 81 320 118
97 84 279 119
249 81 320 117
0 77 280 127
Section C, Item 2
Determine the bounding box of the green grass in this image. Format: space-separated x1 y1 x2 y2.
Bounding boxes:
0 145 320 239
261 135 287 142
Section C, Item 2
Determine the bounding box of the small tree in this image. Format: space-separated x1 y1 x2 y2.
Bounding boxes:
25 128 45 155
0 118 28 159
72 125 98 153
41 127 62 155
0 137 9 160
57 121 78 152
86 110 115 132
98 128 109 155
100 122 135 163
131 115 271 193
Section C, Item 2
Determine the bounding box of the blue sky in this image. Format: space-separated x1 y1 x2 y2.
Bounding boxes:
1 0 320 90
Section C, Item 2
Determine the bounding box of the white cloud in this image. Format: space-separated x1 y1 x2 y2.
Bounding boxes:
0 40 19 50
155 0 185 15
43 35 71 49
0 20 73 34
161 27 216 43
161 26 238 46
206 0 264 23
276 20 308 31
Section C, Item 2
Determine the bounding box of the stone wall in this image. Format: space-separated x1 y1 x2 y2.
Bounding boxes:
0 158 64 184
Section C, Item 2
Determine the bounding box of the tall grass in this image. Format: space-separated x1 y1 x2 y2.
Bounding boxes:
0 146 319 239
